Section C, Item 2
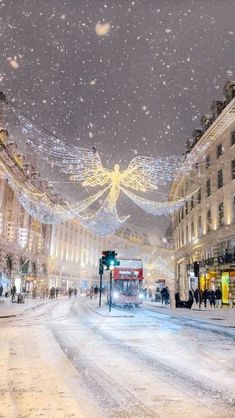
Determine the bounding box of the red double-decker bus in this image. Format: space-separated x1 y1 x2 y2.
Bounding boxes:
111 258 144 307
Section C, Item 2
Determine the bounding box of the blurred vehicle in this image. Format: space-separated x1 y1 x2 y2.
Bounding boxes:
109 258 144 307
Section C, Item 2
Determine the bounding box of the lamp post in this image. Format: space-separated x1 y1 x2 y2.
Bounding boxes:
99 258 103 307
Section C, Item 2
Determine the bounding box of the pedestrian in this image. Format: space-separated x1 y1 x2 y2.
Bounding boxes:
209 289 216 308
215 287 222 308
55 287 59 298
74 288 77 298
90 286 94 299
50 287 55 299
228 292 233 308
188 290 194 309
202 288 209 308
161 287 170 304
94 285 98 299
175 292 181 308
194 288 199 304
11 285 16 302
68 287 73 298
0 284 3 296
155 287 161 302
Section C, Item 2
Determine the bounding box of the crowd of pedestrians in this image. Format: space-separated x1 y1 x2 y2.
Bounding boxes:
191 287 223 308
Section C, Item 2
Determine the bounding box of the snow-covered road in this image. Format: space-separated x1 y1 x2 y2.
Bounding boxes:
0 298 234 418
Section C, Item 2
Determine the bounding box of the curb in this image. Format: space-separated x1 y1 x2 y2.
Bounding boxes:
0 299 55 319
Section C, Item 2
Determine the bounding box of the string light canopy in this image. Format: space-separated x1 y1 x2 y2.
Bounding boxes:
0 99 211 235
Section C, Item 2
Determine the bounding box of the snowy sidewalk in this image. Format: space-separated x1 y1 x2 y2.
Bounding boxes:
0 296 55 318
144 300 235 327
87 297 134 317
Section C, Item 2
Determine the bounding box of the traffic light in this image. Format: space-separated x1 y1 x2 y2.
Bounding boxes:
101 251 120 270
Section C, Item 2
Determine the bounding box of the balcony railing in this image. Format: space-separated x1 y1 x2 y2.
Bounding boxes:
187 249 235 270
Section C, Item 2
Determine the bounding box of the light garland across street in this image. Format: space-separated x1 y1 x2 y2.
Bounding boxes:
0 100 211 235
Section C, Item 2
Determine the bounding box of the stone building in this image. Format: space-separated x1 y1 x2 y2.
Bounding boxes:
170 81 235 305
0 129 51 293
48 220 113 292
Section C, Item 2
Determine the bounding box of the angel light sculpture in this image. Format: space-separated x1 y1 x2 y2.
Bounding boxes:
8 105 192 235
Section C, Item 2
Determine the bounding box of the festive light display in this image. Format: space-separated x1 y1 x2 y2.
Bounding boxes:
7 174 109 224
121 187 185 215
77 196 129 236
1 101 209 235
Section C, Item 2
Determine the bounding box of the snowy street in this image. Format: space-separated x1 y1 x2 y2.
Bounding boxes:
0 298 234 418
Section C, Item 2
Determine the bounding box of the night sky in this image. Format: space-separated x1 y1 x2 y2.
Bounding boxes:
1 0 235 233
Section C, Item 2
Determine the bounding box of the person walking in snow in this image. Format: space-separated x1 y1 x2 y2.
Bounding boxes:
209 289 216 308
11 285 16 302
202 289 209 308
215 287 222 308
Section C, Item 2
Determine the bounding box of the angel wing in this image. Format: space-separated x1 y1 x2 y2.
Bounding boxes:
121 187 184 215
120 155 183 192
11 105 111 187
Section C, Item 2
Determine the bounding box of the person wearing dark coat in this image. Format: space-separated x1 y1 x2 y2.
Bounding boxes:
202 289 209 308
11 285 16 302
215 287 222 308
0 284 3 296
161 287 170 304
209 290 216 308
194 288 199 304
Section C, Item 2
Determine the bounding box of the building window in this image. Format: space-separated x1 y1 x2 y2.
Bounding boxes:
233 196 235 223
185 201 188 215
191 221 194 239
206 155 210 169
181 228 184 246
207 209 211 232
197 188 201 204
191 196 194 210
198 216 202 237
217 143 223 158
181 207 184 220
217 169 223 189
231 131 235 146
218 202 224 227
232 160 235 180
206 179 211 197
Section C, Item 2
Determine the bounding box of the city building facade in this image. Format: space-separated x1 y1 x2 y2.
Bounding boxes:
0 130 51 293
48 220 114 292
170 81 235 304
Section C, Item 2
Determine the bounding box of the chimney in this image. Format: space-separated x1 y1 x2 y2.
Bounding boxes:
192 129 203 143
223 81 235 101
200 115 211 131
210 100 224 118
